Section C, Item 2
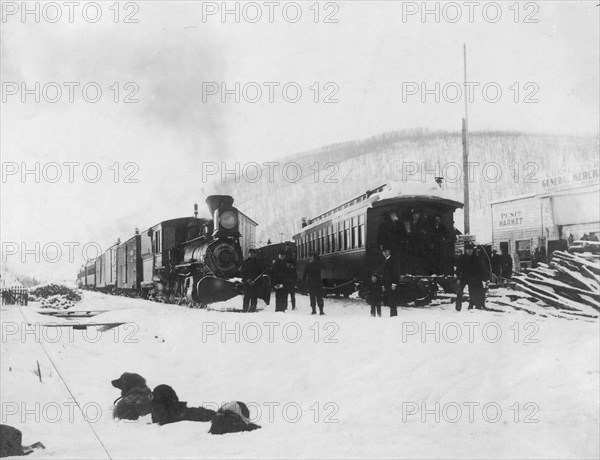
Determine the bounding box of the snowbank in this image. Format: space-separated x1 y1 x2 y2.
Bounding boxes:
1 290 598 459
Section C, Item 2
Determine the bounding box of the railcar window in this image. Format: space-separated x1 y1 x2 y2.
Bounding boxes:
352 217 358 249
358 214 365 247
315 230 320 255
337 223 342 252
331 227 336 252
343 220 349 250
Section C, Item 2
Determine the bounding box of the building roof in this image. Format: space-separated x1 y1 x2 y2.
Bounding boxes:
237 209 259 226
491 182 600 205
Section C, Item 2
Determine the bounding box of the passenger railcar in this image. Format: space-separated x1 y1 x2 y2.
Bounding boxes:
256 241 296 266
292 182 463 302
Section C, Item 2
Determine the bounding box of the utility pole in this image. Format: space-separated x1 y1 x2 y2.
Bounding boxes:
279 232 284 243
462 43 470 235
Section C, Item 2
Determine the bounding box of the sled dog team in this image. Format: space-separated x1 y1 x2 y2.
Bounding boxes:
111 372 261 434
0 371 259 458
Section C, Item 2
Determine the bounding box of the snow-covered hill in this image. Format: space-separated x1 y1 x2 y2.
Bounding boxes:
1 290 598 459
214 130 599 243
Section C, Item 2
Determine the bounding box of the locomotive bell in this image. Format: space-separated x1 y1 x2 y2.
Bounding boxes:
205 195 234 215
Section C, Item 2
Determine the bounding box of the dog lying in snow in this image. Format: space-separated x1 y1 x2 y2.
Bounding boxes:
151 384 216 425
0 424 45 457
208 401 261 435
111 372 152 420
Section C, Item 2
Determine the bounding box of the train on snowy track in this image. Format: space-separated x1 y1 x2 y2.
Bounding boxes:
76 195 248 305
292 181 463 304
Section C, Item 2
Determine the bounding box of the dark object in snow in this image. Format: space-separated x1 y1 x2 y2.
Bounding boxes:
111 373 152 420
151 384 216 425
209 401 261 435
0 424 45 457
29 284 81 302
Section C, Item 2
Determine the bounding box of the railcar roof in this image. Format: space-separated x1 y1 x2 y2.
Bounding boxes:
293 182 463 237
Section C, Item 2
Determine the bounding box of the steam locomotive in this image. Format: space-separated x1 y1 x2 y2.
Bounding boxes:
77 195 245 305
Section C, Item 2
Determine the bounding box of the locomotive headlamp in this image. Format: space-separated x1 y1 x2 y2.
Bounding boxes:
220 210 238 230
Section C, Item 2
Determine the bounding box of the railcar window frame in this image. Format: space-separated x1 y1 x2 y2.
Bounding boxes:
343 219 349 250
330 225 335 253
358 213 365 247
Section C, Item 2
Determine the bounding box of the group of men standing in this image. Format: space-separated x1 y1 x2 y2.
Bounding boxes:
377 209 451 275
239 249 325 315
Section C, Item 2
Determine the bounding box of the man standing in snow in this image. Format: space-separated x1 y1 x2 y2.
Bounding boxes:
455 242 486 311
381 247 399 317
240 248 262 312
500 250 513 280
491 249 502 283
272 250 295 312
303 253 325 315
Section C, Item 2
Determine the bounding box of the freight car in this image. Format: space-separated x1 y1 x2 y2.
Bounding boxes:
77 260 96 289
292 181 463 303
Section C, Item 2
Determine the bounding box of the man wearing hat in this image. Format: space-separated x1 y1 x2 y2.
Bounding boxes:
455 242 486 311
381 247 399 316
271 250 296 312
240 248 262 312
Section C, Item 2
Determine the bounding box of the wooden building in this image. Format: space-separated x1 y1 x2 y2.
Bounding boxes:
491 164 599 271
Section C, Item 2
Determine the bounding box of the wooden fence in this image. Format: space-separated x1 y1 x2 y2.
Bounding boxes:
1 286 29 306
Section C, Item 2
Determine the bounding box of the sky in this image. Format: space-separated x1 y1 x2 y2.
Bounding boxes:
1 0 599 280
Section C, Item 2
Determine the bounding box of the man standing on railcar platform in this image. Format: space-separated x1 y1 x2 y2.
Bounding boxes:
240 248 262 312
377 210 406 256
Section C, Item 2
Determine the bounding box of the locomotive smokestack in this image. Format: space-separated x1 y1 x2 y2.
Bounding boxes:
205 195 234 215
135 227 139 235
194 203 198 218
301 217 308 228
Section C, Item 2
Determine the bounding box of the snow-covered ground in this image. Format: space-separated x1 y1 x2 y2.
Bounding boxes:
1 289 598 459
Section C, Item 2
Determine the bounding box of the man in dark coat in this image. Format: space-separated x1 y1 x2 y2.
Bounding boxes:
455 243 486 311
377 210 406 256
271 251 295 312
406 208 428 274
491 250 502 283
285 259 297 310
500 250 513 280
428 214 449 274
366 273 383 317
381 248 399 317
303 253 324 315
240 248 262 312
